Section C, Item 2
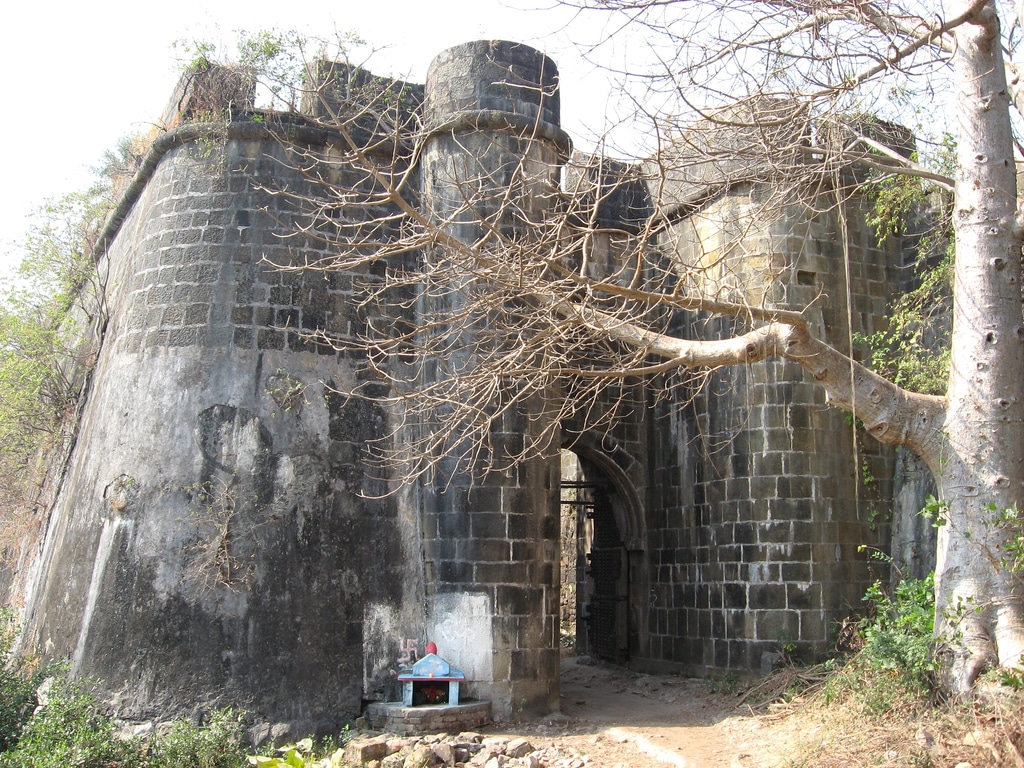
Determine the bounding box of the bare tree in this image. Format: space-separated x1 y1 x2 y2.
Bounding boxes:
209 1 1024 693
545 0 1023 693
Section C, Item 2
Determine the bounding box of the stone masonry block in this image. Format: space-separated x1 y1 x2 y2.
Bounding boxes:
471 512 507 539
184 304 210 325
344 737 389 764
754 609 800 642
458 538 509 563
748 583 786 610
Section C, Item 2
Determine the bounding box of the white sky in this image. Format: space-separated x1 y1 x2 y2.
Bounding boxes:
0 0 633 276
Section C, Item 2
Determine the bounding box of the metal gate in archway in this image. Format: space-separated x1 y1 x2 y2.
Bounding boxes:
561 475 629 663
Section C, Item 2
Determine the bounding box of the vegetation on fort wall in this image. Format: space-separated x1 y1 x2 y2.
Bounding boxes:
173 29 366 114
0 612 346 768
857 138 955 397
0 685 251 768
0 614 247 768
0 137 144 540
0 191 104 510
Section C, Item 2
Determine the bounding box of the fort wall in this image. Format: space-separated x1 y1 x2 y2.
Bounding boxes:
648 186 897 671
17 130 424 731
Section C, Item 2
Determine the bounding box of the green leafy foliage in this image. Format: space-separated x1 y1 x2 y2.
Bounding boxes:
0 135 145 546
989 503 1024 574
0 610 47 753
5 190 105 350
0 189 108 534
859 574 936 689
0 679 143 768
853 246 951 395
0 676 251 768
146 709 248 768
0 613 293 768
247 739 346 768
823 573 937 714
174 30 365 112
918 494 949 528
857 136 954 396
248 739 314 768
182 40 218 73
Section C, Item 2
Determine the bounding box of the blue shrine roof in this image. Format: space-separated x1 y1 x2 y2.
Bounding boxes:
397 652 465 681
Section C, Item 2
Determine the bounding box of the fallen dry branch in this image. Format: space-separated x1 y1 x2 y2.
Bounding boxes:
736 663 832 712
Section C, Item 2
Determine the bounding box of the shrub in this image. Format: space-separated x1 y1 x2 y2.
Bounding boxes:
0 686 253 768
0 679 144 768
247 739 348 768
859 573 936 693
824 573 937 714
147 709 248 768
0 613 331 768
0 609 47 752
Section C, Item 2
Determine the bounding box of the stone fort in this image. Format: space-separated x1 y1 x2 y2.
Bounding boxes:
6 40 931 732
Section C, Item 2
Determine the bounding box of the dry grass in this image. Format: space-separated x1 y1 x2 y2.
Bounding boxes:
742 661 1024 768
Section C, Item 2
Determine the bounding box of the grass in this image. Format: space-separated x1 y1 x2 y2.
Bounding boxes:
730 573 1024 766
748 672 1024 767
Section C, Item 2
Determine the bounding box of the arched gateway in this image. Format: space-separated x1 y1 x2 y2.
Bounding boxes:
560 446 645 664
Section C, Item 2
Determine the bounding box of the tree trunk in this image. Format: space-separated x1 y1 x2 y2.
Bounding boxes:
935 0 1024 691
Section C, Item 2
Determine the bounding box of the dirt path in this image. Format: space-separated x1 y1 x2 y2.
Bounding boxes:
481 656 785 768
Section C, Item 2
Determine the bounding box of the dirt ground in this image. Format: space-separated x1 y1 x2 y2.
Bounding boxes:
466 653 1024 768
481 655 791 768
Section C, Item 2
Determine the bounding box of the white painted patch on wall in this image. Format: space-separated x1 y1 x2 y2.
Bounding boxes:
72 517 133 675
427 593 493 682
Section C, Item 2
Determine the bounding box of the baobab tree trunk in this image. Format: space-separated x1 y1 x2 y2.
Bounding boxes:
934 0 1024 691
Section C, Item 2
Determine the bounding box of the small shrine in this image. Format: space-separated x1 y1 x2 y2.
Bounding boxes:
365 641 489 733
396 642 466 706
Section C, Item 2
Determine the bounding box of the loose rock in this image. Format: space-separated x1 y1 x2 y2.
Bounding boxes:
404 744 441 768
505 738 534 759
345 735 391 764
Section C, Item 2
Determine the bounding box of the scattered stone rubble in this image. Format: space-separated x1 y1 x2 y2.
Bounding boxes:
342 731 610 768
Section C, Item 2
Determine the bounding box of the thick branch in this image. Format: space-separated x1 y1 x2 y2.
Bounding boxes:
815 0 988 96
837 135 955 191
565 303 947 463
779 325 946 464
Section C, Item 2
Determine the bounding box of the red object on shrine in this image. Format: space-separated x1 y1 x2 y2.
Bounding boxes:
397 644 465 706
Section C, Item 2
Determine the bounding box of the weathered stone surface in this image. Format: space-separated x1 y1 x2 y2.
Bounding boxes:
403 745 440 768
345 736 390 765
387 737 412 753
269 723 292 747
430 742 456 766
246 722 272 748
505 738 533 759
481 737 509 753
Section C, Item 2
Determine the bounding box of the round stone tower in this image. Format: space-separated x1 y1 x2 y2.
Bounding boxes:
16 40 575 730
15 118 422 731
417 41 570 719
652 107 900 672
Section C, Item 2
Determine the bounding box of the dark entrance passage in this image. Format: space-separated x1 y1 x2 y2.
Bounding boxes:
560 451 629 663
